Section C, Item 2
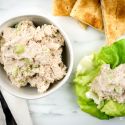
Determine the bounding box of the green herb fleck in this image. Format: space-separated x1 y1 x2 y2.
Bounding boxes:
14 44 25 54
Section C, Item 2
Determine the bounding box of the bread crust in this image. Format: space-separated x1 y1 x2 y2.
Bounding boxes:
52 0 76 16
101 0 125 44
70 0 103 31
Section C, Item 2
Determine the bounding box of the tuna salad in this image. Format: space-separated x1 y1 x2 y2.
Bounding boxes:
90 64 125 103
0 20 66 93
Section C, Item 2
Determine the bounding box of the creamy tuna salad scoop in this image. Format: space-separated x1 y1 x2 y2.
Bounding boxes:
90 64 125 104
74 39 125 119
0 20 66 93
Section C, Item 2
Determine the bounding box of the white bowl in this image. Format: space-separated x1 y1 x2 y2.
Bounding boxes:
0 15 73 99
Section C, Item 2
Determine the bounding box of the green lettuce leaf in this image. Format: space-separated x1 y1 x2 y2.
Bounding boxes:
74 39 125 119
74 55 111 119
101 100 125 117
94 39 125 68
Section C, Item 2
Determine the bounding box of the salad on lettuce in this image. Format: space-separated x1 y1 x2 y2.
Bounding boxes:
74 39 125 119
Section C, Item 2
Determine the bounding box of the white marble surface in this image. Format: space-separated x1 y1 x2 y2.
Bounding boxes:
0 0 125 125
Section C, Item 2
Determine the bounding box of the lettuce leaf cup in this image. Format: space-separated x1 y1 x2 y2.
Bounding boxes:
74 39 125 120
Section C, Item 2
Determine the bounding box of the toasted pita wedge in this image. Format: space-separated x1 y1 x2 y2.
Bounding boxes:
78 21 88 29
52 0 77 16
101 0 125 44
52 0 87 29
70 0 103 31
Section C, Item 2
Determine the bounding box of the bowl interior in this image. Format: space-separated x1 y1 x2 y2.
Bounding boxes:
0 15 72 99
